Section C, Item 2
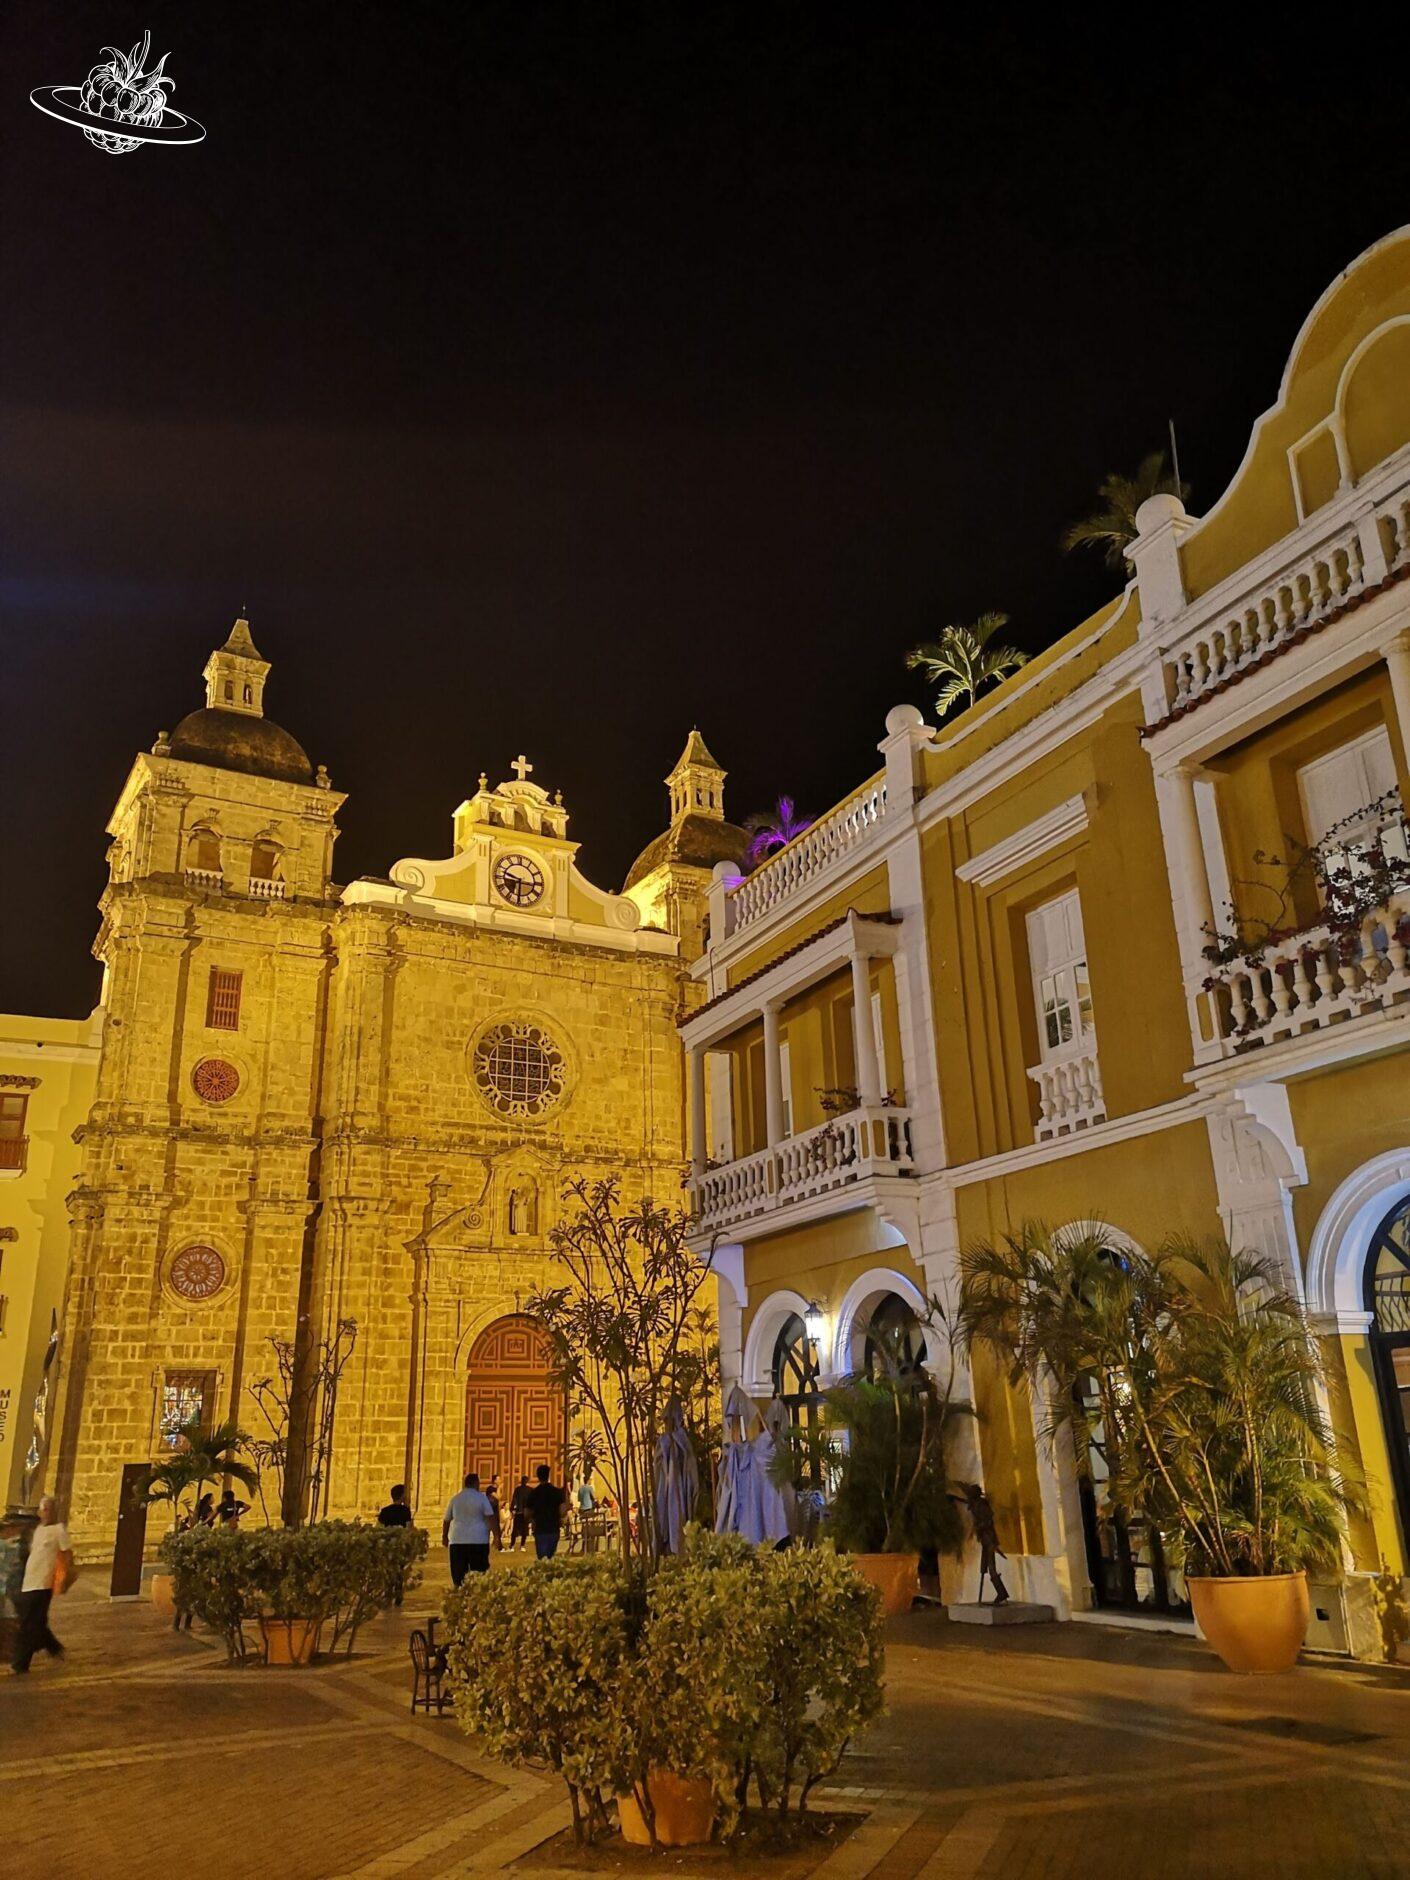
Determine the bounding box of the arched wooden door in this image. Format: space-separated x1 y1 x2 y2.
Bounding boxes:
464 1316 565 1488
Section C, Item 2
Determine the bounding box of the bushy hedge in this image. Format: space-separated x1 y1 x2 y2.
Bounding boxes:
160 1521 427 1662
442 1529 884 1845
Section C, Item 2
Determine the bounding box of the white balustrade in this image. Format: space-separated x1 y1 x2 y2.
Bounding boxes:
1027 1040 1107 1141
248 876 287 900
184 867 224 892
1207 895 1410 1054
1161 464 1410 717
727 780 888 938
691 1104 913 1232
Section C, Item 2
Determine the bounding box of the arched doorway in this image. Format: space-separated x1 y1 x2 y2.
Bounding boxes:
861 1293 928 1385
772 1312 824 1485
1366 1195 1410 1548
464 1316 565 1491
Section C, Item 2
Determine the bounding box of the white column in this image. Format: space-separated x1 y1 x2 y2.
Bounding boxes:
1385 633 1410 773
689 1045 707 1174
850 952 882 1106
762 1001 786 1145
1168 763 1217 948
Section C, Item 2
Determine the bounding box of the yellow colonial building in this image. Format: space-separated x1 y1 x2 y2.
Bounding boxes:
48 619 740 1552
684 225 1410 1654
0 1012 101 1509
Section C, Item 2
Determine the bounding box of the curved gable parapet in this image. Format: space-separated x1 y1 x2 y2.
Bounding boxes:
1181 226 1410 603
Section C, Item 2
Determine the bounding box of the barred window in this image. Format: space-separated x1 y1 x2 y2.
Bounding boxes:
473 1021 566 1118
160 1371 213 1448
205 968 242 1031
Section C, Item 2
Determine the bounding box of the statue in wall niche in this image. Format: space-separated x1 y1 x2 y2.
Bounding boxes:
953 1482 1009 1605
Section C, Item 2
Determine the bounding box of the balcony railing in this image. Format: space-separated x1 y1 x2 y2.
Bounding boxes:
1160 461 1410 718
185 866 224 892
725 779 888 940
1206 896 1410 1054
0 1136 28 1173
690 1104 913 1233
1027 1039 1107 1140
248 876 287 900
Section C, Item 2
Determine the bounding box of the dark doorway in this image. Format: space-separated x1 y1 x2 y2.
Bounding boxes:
1366 1195 1410 1558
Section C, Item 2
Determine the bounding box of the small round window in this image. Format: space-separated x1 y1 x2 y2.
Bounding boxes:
472 1021 567 1119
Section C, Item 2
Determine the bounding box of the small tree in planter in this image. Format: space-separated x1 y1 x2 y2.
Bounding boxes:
133 1417 258 1531
771 1296 971 1609
249 1317 358 1525
960 1223 1357 1670
523 1179 716 1557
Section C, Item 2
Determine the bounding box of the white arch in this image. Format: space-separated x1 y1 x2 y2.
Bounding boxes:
831 1267 927 1380
1306 1148 1410 1327
740 1288 812 1396
1051 1218 1147 1259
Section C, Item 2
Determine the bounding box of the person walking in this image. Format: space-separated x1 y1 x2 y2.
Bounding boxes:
11 1495 72 1675
485 1477 503 1550
507 1475 531 1551
442 1472 496 1586
378 1483 413 1606
526 1463 565 1561
378 1484 412 1528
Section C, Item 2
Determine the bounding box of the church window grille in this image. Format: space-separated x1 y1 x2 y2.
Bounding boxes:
473 1021 566 1119
206 969 242 1031
160 1371 214 1446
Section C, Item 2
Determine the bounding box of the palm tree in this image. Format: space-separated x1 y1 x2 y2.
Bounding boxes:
744 795 812 866
905 613 1027 720
133 1416 259 1530
1060 451 1192 572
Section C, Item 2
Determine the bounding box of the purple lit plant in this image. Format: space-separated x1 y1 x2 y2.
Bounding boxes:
743 795 812 866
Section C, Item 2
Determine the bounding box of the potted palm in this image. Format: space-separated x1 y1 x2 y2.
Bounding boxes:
960 1224 1354 1673
773 1300 970 1615
133 1417 258 1620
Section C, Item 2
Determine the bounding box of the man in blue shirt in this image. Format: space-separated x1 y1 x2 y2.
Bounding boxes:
442 1471 496 1585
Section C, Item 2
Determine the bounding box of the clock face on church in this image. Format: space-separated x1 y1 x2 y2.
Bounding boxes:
493 852 546 907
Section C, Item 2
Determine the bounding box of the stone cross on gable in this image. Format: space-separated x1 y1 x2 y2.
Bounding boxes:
511 754 533 784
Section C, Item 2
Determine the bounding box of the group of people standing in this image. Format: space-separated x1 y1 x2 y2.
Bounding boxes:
439 1464 570 1583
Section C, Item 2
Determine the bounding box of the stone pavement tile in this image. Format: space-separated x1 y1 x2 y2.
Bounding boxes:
9 1727 490 1880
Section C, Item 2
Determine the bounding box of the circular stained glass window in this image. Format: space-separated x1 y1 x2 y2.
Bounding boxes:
169 1244 227 1302
192 1057 240 1103
472 1020 567 1119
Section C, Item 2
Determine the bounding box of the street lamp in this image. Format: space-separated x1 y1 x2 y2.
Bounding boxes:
803 1298 827 1353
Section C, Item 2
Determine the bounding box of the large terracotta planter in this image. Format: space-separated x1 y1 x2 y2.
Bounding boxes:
258 1616 324 1666
149 1573 176 1620
618 1772 715 1847
850 1552 919 1616
1188 1571 1309 1673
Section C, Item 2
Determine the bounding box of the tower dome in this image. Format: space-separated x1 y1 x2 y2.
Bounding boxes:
165 619 314 785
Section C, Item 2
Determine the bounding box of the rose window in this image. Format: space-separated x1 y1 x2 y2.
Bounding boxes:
168 1244 227 1302
473 1021 566 1119
192 1057 240 1103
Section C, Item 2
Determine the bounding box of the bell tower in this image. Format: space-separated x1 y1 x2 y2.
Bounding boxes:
201 617 270 717
668 729 727 823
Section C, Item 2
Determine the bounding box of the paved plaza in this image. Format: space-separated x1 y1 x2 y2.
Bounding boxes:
5 1564 1410 1879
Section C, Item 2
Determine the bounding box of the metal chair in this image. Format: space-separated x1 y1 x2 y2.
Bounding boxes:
409 1627 450 1715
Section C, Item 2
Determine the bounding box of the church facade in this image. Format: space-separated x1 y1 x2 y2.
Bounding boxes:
50 621 743 1550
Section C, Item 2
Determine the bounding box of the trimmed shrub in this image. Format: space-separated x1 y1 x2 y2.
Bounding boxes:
160 1521 426 1661
441 1529 885 1846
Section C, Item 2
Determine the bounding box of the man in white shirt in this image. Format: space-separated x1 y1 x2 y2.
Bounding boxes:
12 1495 71 1674
442 1472 496 1586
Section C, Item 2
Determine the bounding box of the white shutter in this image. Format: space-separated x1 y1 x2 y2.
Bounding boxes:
1026 889 1091 1063
1297 728 1397 845
1025 889 1085 978
708 1051 734 1162
871 991 888 1098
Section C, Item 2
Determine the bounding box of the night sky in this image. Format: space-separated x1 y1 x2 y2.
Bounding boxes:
5 5 1408 1016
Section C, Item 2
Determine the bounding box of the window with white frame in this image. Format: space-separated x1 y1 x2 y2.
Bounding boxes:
708 1051 734 1163
1026 889 1093 1061
1297 727 1409 902
779 1039 794 1137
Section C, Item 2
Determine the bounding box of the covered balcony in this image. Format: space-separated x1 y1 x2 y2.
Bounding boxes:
682 909 921 1241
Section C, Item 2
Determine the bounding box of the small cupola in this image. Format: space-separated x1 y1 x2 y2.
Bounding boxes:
667 729 726 823
202 618 270 718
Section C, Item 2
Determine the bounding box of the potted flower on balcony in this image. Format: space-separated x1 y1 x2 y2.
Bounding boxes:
960 1224 1355 1673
